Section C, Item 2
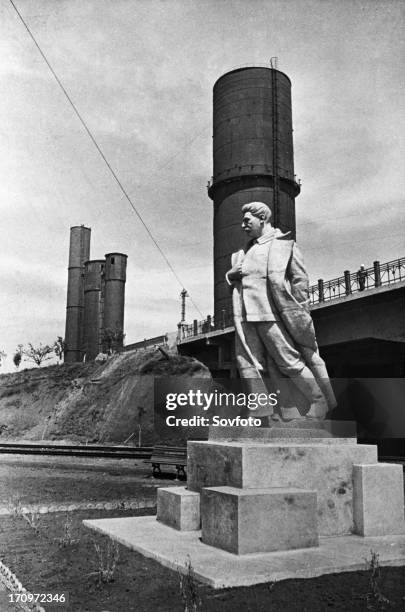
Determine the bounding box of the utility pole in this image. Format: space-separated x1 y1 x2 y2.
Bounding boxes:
180 288 189 324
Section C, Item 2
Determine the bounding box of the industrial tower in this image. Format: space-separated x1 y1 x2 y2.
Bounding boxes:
64 225 91 363
208 66 301 321
64 227 127 361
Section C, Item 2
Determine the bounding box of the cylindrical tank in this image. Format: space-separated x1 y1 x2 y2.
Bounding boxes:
83 259 105 361
103 253 127 352
208 67 300 320
64 226 91 362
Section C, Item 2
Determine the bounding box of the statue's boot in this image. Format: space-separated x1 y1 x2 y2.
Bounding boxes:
271 407 304 422
307 362 337 409
306 401 328 419
290 369 328 420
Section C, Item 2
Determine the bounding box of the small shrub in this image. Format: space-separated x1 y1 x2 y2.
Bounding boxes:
7 496 41 535
55 513 80 548
13 351 22 369
22 511 41 535
178 556 202 612
364 549 390 610
88 540 120 586
7 495 24 518
22 343 53 367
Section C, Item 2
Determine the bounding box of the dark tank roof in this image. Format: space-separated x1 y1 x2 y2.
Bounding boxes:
213 66 291 89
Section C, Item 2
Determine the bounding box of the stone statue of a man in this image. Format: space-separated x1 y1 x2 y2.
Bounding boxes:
226 201 336 421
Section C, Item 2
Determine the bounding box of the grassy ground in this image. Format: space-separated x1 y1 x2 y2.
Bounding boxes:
0 455 404 611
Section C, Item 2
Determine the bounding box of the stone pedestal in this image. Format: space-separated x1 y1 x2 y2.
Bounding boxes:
201 486 318 553
156 420 405 554
187 440 377 536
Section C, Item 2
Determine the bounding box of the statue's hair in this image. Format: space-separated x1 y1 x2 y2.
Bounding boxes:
241 202 272 222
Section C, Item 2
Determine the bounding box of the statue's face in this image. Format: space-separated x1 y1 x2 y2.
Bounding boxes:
242 212 262 238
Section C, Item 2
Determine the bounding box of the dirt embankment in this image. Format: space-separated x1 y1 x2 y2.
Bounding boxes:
0 349 209 445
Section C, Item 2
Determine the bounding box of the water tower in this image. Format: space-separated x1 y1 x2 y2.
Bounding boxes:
208 66 300 321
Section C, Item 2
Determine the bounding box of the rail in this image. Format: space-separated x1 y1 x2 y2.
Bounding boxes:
180 312 234 341
310 257 405 305
0 443 153 459
178 256 405 342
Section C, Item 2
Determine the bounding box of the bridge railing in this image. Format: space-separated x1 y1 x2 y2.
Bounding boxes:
180 311 234 340
312 257 405 304
178 256 405 341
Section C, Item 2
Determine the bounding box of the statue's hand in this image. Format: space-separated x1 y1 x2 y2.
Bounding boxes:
226 263 243 282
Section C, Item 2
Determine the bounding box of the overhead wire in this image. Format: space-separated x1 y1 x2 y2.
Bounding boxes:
9 0 204 318
154 124 211 175
9 1 402 319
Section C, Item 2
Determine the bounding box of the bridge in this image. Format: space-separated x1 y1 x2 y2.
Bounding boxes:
178 257 405 378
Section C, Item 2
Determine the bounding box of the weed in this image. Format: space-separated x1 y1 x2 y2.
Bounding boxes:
22 511 41 535
6 495 24 518
55 514 80 548
178 556 202 612
88 540 120 586
364 549 391 610
6 496 41 535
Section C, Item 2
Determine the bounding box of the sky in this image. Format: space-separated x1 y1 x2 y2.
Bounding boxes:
0 0 404 372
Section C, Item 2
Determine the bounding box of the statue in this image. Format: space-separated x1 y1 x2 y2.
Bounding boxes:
226 202 336 421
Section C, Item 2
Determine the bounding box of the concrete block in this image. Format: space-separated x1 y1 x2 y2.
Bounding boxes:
188 440 378 536
201 486 318 554
157 487 200 531
353 463 405 536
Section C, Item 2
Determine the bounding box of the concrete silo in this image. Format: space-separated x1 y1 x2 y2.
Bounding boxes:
83 259 105 360
103 253 127 352
208 67 301 321
64 225 91 362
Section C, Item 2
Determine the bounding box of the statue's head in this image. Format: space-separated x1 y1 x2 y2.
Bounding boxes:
241 202 272 238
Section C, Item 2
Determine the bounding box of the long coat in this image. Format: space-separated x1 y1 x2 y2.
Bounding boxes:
230 230 318 352
230 230 337 412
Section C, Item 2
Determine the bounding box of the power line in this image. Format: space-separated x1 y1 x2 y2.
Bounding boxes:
9 0 204 318
155 124 211 174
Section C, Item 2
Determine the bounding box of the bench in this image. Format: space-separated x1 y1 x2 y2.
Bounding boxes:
145 445 187 480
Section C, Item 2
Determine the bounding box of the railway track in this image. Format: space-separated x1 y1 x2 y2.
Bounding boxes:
0 445 402 463
0 442 153 459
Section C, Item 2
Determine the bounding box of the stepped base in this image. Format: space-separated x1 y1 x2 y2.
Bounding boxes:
188 440 377 535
